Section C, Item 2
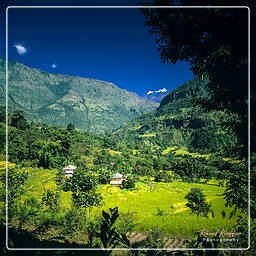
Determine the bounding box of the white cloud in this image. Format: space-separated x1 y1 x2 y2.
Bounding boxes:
147 90 154 95
14 43 27 55
155 88 168 93
51 63 57 68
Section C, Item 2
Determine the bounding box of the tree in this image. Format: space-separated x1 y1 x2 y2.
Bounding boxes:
141 1 252 153
97 167 112 184
141 3 255 242
71 190 102 209
10 110 29 130
67 170 99 192
8 130 29 163
64 170 102 210
185 188 211 217
0 105 5 123
224 155 255 220
0 164 29 219
67 123 75 132
41 189 61 212
30 139 65 169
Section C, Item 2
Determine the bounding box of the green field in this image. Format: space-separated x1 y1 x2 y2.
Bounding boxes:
19 167 242 238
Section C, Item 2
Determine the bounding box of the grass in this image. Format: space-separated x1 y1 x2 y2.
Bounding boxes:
162 146 211 158
20 167 73 210
161 147 241 163
92 182 241 237
108 149 122 155
19 167 57 204
222 158 242 164
162 146 177 155
174 147 211 159
17 168 243 238
129 125 142 131
138 133 156 138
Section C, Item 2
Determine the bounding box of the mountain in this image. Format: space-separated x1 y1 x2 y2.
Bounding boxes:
143 88 169 102
109 77 239 155
0 58 158 133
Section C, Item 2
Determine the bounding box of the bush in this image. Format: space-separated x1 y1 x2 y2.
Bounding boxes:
116 211 137 234
68 171 99 192
61 208 86 236
41 190 60 211
33 211 64 238
185 188 211 217
71 191 102 209
154 171 172 183
155 207 168 217
122 175 136 189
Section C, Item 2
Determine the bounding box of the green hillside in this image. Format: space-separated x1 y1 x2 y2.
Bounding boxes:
0 58 158 133
109 77 239 157
0 74 247 249
0 93 247 249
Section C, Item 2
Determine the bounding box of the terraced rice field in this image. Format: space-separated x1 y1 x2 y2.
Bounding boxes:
19 168 242 238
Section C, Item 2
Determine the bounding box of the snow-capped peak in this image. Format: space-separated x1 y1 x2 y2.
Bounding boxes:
146 90 154 95
155 88 167 93
144 88 169 103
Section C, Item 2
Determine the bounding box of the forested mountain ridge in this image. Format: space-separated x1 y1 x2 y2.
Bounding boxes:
0 58 158 133
109 77 239 156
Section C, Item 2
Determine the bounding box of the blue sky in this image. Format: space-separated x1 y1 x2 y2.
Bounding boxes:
4 4 194 96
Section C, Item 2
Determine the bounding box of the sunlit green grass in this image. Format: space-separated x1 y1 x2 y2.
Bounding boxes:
20 168 243 237
21 168 73 209
108 149 122 155
162 146 211 158
138 133 157 137
92 182 241 237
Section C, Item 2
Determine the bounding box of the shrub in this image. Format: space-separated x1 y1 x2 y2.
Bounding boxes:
122 175 136 189
61 208 86 236
154 171 172 183
98 207 130 253
68 171 99 192
41 190 60 212
184 188 211 217
116 211 137 234
71 191 103 209
155 207 168 217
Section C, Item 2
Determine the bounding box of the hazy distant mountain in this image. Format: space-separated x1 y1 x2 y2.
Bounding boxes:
0 58 158 133
143 88 169 102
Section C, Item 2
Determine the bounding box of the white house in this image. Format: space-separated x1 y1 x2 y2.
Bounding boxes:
110 173 125 187
63 165 77 178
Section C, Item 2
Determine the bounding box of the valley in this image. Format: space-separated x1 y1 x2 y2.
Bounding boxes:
0 71 247 250
0 2 252 254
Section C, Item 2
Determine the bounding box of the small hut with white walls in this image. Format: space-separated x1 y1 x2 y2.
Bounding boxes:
110 173 124 187
63 165 77 178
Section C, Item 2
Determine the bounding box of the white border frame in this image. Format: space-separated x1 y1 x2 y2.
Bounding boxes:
5 5 250 251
